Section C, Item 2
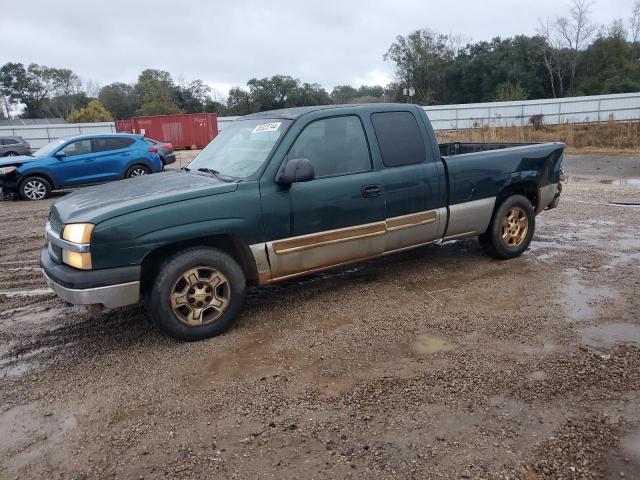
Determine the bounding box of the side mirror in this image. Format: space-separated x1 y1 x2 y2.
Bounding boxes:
54 151 66 159
275 158 315 185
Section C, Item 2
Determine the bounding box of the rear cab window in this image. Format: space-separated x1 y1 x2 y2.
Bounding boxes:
371 111 426 167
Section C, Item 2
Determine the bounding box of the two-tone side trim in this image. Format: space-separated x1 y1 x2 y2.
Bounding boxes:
272 222 386 255
385 210 437 231
250 198 497 285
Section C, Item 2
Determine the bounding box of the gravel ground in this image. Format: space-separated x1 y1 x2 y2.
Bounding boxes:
0 155 639 479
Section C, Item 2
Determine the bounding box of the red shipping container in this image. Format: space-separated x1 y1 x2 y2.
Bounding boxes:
115 119 132 133
127 113 219 149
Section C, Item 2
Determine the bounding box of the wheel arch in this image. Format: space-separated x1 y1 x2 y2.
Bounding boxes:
495 180 539 214
140 234 260 296
124 161 154 177
18 170 58 190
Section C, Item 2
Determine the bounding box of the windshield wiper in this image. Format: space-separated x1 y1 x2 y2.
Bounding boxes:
196 167 238 183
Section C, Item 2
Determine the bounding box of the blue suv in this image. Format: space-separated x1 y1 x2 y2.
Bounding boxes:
0 134 163 200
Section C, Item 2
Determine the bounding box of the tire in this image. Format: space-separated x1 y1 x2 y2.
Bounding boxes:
4 151 18 157
19 176 52 201
125 164 150 178
144 247 247 341
478 194 535 259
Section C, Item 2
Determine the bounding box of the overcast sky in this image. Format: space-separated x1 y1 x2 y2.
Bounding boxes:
1 0 635 96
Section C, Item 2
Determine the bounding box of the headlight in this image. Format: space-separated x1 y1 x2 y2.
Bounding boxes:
62 223 94 244
62 250 92 270
0 166 17 175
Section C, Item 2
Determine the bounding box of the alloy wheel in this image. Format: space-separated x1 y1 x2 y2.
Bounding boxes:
501 206 528 247
170 266 231 326
130 167 148 177
23 180 47 200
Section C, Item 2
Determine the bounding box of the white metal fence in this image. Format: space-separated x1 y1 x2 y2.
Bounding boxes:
218 92 640 131
0 122 115 149
2 92 638 149
425 92 640 130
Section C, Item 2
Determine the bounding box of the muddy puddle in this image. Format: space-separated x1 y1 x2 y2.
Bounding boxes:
620 430 640 464
413 335 457 355
578 323 640 350
568 176 640 189
561 268 616 322
0 405 77 473
599 178 640 188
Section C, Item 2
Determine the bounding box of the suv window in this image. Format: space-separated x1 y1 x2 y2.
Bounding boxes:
93 137 134 152
1 138 21 145
61 139 92 157
371 111 426 167
288 115 371 178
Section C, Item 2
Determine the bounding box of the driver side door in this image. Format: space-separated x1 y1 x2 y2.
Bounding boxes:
54 139 96 186
259 114 386 281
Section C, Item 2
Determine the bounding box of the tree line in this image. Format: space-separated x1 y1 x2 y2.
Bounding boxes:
1 0 638 122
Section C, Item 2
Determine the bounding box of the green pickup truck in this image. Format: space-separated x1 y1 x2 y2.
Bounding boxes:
41 104 564 341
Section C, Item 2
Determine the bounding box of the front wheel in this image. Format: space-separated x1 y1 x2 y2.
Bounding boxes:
478 194 535 259
144 247 247 341
19 176 51 201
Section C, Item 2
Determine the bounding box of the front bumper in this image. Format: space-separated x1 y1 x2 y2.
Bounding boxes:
40 246 141 308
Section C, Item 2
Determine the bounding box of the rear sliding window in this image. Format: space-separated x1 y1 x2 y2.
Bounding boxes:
93 137 135 152
371 112 426 167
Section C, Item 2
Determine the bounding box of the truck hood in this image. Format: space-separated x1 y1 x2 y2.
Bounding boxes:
0 155 35 167
51 171 238 225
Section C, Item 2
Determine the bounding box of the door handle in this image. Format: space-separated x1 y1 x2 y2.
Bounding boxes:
121 152 130 157
84 158 95 162
361 185 381 198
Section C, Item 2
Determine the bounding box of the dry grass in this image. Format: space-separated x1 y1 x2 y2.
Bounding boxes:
436 121 640 155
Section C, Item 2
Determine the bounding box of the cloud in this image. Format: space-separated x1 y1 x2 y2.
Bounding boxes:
0 0 632 93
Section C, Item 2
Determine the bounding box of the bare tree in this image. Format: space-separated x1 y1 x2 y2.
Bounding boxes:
555 0 597 94
630 1 640 58
537 18 564 98
83 78 102 98
0 93 9 119
444 32 471 57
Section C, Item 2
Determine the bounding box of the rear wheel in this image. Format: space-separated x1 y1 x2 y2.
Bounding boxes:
478 194 535 259
19 176 51 201
125 164 150 178
4 151 18 157
144 247 247 341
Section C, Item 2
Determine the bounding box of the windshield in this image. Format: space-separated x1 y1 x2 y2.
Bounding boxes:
33 138 67 157
187 119 291 179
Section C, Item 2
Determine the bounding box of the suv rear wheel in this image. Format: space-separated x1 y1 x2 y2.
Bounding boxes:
478 194 535 259
125 164 150 178
144 247 247 341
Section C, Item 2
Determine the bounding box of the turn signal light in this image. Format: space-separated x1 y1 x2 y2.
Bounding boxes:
63 250 92 270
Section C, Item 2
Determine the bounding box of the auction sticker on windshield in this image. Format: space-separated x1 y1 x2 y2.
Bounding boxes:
252 122 281 134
